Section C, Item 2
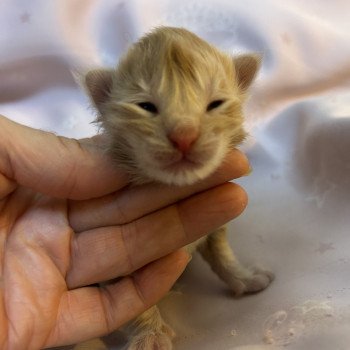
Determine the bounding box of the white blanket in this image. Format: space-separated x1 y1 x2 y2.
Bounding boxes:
1 1 350 349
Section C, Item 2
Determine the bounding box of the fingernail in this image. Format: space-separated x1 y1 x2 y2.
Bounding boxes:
243 165 253 176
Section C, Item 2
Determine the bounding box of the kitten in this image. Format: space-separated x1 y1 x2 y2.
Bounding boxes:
81 27 273 350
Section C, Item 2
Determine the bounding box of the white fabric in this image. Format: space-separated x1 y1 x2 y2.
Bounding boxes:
1 1 350 349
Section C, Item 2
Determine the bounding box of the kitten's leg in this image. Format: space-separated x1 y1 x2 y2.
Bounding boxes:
126 305 175 350
198 226 274 296
73 338 107 350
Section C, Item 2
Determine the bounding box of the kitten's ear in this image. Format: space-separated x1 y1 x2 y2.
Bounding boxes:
84 69 114 111
233 54 261 92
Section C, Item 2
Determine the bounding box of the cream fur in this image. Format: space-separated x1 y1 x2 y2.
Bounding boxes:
84 27 257 186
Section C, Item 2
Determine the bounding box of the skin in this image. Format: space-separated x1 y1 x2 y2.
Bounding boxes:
0 115 249 349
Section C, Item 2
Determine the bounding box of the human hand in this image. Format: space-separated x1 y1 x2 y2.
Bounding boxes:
0 115 249 348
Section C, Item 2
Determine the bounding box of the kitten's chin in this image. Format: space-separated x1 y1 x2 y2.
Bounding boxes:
142 155 223 186
145 167 210 186
135 140 229 186
161 160 205 186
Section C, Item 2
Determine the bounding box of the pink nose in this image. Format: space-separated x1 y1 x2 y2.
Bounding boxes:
168 126 199 154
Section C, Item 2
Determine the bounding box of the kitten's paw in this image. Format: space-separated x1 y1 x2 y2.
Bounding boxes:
127 331 173 350
231 267 274 296
161 323 176 339
74 338 107 349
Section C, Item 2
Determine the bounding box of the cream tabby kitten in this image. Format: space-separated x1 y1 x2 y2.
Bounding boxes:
79 27 273 350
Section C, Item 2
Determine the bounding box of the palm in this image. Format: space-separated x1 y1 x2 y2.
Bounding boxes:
2 184 193 348
2 188 73 347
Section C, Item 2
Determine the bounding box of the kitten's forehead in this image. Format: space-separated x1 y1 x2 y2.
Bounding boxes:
124 27 235 101
157 41 210 102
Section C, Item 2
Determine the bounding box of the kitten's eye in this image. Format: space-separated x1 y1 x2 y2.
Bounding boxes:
138 102 158 114
207 100 225 111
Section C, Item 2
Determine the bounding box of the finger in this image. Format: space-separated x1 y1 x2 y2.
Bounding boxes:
0 116 128 199
66 182 247 288
45 250 189 348
68 149 250 232
0 173 16 199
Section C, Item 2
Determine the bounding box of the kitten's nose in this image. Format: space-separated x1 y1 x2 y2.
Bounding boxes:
168 126 199 154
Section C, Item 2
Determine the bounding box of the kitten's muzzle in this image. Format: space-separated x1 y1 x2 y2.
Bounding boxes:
167 125 199 154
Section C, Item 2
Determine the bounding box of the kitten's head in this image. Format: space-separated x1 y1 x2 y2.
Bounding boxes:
85 27 260 185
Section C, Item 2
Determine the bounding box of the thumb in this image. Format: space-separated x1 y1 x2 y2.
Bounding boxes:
0 116 128 199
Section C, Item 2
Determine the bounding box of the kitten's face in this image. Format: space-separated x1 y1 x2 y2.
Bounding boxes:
85 27 259 185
